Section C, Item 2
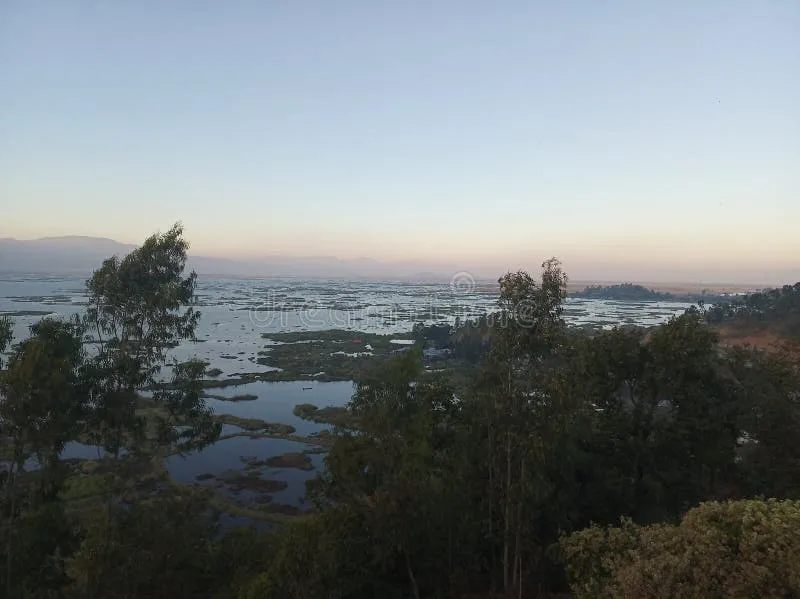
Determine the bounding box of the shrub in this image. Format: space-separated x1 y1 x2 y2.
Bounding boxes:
560 499 800 599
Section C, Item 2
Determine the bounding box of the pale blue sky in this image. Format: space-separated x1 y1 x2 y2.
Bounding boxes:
1 1 798 280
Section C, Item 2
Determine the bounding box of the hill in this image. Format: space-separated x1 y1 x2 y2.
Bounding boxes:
0 236 460 281
0 236 136 274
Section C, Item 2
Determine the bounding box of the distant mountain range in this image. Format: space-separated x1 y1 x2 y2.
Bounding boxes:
0 236 461 282
2 236 797 286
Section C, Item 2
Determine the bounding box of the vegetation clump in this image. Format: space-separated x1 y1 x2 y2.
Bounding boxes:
292 403 360 428
213 414 295 435
219 471 289 494
264 452 314 471
560 499 800 599
204 392 258 402
254 330 428 381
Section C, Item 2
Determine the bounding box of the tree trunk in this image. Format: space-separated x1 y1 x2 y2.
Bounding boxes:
512 459 524 590
404 548 420 599
4 447 23 598
503 431 512 592
5 466 16 598
488 415 496 590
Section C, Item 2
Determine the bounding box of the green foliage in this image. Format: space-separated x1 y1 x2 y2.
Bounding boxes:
473 259 573 593
86 222 199 369
292 403 360 428
67 491 217 599
240 507 382 599
452 314 494 363
728 343 800 497
84 222 203 456
0 318 87 597
209 526 280 598
149 358 220 454
0 494 77 598
304 351 475 598
561 499 800 599
1 317 87 466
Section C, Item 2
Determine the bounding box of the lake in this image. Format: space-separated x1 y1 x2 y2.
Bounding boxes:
1 274 695 516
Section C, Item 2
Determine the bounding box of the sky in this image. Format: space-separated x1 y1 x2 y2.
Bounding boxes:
1 1 798 282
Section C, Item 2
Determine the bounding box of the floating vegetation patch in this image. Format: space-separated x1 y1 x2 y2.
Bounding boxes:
293 404 360 429
204 392 258 402
218 470 289 494
212 414 296 434
0 309 54 317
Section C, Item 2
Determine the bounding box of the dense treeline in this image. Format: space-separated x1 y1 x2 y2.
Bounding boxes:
572 282 736 305
705 283 800 338
572 283 676 301
1 227 799 598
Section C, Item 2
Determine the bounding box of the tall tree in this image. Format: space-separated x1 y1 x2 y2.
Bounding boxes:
0 317 87 597
83 223 213 458
309 350 464 598
74 225 218 597
0 317 11 364
479 258 569 594
729 341 800 498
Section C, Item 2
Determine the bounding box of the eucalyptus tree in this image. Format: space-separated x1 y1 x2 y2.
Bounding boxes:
728 340 800 498
0 317 87 597
0 317 10 364
479 258 571 594
308 349 465 599
82 223 217 461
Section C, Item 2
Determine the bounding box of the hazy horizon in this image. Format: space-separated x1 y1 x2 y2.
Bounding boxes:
2 2 798 283
0 233 796 286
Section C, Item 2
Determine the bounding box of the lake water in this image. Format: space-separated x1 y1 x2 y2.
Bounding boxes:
204 380 354 436
166 436 325 509
1 274 695 515
1 274 695 366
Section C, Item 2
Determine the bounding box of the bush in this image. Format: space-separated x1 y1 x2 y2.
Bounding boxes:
560 499 800 599
240 506 381 599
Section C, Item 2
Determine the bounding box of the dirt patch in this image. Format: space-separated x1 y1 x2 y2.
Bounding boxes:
715 325 783 351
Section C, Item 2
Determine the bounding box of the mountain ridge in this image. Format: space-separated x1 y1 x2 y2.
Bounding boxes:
0 236 461 282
